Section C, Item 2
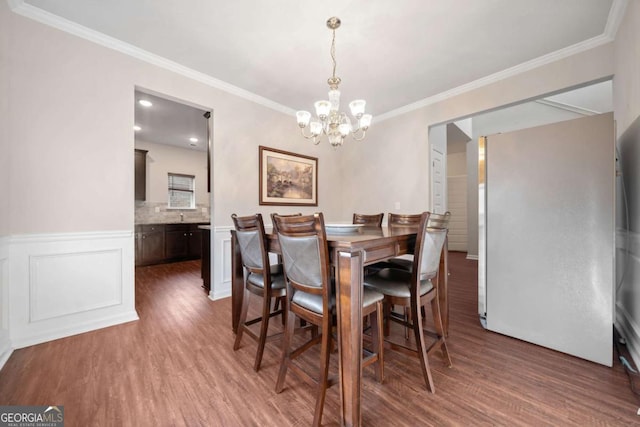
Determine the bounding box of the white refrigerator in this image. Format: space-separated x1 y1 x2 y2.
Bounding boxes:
478 112 615 366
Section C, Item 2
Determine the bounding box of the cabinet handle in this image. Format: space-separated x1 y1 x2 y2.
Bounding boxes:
184 233 187 236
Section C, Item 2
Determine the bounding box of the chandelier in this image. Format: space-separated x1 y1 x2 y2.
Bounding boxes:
296 17 372 147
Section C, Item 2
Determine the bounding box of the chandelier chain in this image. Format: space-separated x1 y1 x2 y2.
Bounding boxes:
330 29 337 80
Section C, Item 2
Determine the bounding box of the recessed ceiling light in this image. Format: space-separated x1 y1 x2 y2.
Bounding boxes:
138 99 152 107
133 125 141 131
189 137 198 143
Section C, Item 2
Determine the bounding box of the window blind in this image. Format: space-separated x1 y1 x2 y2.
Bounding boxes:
168 173 195 208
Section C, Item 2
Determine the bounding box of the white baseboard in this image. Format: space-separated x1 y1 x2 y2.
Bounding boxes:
0 330 12 371
11 311 138 349
210 289 231 301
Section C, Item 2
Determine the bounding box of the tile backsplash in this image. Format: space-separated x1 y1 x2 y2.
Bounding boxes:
135 201 210 224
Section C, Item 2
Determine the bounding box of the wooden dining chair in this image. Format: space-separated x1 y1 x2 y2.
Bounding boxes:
364 211 452 393
231 213 287 372
273 212 385 427
387 212 451 272
352 212 384 227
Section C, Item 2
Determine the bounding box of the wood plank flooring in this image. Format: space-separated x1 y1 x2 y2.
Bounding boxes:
1 254 639 426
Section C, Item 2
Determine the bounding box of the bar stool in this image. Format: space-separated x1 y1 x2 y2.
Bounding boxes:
364 211 451 393
273 212 385 427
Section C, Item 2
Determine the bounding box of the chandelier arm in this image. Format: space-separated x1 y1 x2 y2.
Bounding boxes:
300 127 318 140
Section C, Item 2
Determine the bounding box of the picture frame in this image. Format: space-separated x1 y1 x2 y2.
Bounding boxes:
259 146 318 206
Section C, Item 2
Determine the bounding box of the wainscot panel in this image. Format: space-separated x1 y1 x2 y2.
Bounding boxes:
0 236 11 370
8 231 138 348
211 226 232 301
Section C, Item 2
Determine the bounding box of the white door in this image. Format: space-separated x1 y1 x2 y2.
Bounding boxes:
431 147 445 214
484 113 614 366
446 175 467 251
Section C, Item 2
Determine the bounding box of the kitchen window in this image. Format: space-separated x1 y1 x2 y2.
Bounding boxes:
168 173 195 209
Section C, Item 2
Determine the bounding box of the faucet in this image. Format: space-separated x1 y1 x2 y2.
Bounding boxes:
180 212 184 222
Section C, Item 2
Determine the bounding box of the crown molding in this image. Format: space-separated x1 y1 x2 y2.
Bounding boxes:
376 0 627 123
9 0 626 121
7 0 296 116
376 33 613 122
604 0 629 39
534 99 601 116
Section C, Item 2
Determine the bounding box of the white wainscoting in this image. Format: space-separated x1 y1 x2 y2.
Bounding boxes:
8 230 138 349
616 228 640 368
208 225 278 302
210 226 233 300
0 236 11 370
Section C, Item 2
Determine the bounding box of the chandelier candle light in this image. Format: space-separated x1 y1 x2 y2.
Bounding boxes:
296 17 372 147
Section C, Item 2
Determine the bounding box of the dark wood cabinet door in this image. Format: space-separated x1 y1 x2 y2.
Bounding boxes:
188 227 203 257
142 230 164 263
165 230 190 259
201 228 210 291
134 149 147 201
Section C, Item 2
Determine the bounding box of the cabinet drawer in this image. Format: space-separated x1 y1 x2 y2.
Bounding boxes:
165 224 190 232
142 224 164 233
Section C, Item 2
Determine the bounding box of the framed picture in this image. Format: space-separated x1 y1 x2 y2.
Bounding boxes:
259 146 318 206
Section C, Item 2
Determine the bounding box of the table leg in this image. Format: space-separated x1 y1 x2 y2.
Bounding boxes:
230 230 244 333
336 249 363 427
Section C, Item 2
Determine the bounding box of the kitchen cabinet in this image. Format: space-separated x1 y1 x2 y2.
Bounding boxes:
201 227 210 292
135 223 206 266
134 149 147 201
136 224 165 266
164 223 204 261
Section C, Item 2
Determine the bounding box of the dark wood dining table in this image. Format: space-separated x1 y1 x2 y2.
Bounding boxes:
230 225 449 427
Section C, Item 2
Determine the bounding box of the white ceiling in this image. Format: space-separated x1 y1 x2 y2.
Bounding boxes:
18 0 618 119
134 91 209 151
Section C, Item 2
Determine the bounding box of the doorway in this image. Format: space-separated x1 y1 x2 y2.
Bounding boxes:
133 88 213 294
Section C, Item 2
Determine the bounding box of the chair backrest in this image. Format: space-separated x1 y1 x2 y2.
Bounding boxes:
413 212 451 281
270 212 302 233
231 213 270 276
272 213 331 299
388 213 422 226
353 213 384 227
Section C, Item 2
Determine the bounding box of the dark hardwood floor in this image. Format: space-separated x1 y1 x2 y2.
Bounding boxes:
0 254 638 426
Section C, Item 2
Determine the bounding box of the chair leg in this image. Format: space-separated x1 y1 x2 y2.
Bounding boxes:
274 296 286 326
413 299 435 393
431 294 452 367
371 300 384 383
383 300 391 337
253 292 272 372
403 306 410 340
233 288 250 350
312 329 332 427
275 308 295 393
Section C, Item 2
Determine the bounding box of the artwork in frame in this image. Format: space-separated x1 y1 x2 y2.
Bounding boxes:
259 146 318 206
